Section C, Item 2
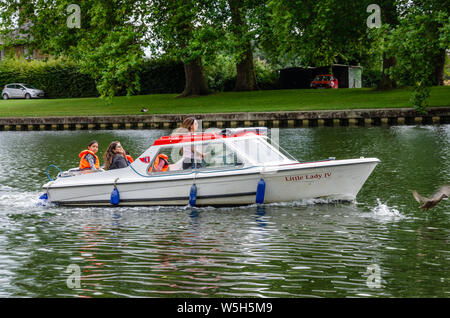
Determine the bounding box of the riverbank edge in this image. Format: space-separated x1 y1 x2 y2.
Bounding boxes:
0 107 449 131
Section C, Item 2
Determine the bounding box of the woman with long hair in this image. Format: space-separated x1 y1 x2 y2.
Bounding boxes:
171 116 197 135
181 117 198 133
103 141 129 170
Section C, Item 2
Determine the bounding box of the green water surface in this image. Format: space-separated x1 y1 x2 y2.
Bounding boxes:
0 126 448 298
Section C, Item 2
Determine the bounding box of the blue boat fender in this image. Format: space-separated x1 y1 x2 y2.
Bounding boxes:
37 193 48 206
110 187 120 206
256 178 266 204
189 184 197 207
110 178 120 206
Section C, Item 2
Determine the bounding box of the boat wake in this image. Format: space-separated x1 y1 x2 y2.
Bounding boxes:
264 198 354 207
1 185 403 221
0 188 49 211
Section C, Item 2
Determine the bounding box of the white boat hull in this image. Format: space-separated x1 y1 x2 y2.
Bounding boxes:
43 158 379 207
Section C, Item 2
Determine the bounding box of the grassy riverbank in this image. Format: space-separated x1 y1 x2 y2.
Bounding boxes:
0 86 449 117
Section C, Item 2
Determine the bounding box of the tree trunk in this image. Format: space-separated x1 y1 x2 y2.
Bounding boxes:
179 57 210 97
228 0 258 91
378 54 397 89
235 45 258 91
377 1 398 90
431 49 446 86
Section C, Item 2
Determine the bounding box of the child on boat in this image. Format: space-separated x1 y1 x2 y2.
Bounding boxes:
125 150 134 164
79 140 101 171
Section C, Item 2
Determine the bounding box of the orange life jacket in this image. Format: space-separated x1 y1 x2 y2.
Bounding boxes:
126 155 134 164
148 154 169 173
79 150 100 170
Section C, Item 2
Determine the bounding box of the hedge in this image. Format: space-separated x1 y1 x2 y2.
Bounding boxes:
0 58 187 98
0 59 99 98
138 59 185 95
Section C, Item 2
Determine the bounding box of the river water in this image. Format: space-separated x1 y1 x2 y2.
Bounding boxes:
0 126 448 298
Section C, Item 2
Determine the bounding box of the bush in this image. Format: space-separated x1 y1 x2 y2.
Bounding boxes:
362 68 382 88
204 55 237 92
254 58 279 90
0 58 98 98
204 55 279 92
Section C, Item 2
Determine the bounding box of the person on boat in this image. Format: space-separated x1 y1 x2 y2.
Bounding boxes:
178 117 205 170
104 141 130 170
79 140 101 171
148 153 170 173
125 150 134 165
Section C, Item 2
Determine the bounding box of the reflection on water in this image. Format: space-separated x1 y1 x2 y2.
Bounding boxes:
0 126 448 297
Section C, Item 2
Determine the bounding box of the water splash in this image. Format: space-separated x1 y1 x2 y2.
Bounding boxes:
368 198 406 221
0 188 59 214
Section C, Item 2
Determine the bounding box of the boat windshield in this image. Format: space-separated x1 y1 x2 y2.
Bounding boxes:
148 139 246 174
228 136 296 165
147 134 297 174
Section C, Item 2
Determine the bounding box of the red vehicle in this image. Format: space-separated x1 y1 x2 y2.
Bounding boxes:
310 74 338 89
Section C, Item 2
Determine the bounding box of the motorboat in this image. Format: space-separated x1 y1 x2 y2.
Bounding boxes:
40 128 380 206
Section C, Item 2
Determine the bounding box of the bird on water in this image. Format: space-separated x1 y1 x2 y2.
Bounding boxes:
412 185 449 210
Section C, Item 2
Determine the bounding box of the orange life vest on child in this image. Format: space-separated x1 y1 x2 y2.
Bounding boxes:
126 155 134 164
79 150 100 170
148 154 169 173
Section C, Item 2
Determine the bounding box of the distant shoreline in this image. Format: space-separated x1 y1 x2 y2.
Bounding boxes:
0 107 449 130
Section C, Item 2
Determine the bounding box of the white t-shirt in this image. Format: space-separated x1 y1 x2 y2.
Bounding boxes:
183 143 202 161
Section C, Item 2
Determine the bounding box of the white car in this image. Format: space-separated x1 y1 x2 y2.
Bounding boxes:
2 83 45 99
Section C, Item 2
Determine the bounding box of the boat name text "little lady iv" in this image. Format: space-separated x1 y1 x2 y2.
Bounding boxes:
285 172 332 181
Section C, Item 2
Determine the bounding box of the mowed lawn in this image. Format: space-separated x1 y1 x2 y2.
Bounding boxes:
0 86 449 117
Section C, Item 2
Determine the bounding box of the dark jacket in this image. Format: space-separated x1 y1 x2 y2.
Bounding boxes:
109 154 129 170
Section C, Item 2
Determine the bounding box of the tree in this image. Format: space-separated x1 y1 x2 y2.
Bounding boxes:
0 0 147 99
376 0 400 89
411 0 449 86
385 1 449 112
262 0 374 69
145 0 218 97
226 0 258 91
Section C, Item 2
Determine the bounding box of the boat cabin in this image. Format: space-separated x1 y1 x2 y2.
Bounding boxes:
143 128 297 175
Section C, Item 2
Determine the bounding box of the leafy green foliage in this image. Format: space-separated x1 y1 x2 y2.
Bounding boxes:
204 55 237 92
145 0 224 64
138 59 186 94
254 58 279 90
0 58 98 98
0 57 187 98
203 55 279 92
385 5 449 112
0 0 146 99
262 0 374 68
0 0 447 104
